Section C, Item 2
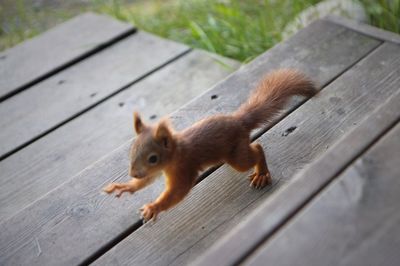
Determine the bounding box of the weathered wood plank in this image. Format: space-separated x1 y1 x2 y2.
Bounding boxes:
245 122 400 266
0 20 381 266
325 15 400 44
0 12 134 100
0 31 189 159
93 42 400 266
0 50 239 223
194 89 400 266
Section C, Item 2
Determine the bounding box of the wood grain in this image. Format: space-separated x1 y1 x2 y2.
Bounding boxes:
0 31 189 159
0 12 134 100
245 122 400 266
0 50 239 223
93 42 400 266
194 89 400 266
0 20 381 266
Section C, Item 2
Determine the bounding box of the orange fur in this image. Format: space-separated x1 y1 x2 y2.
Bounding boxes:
104 69 317 221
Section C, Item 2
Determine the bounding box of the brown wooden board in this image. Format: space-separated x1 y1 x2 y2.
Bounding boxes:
0 20 381 266
194 89 400 266
93 41 400 266
325 15 400 44
0 12 134 100
0 50 239 223
244 122 400 266
0 31 189 159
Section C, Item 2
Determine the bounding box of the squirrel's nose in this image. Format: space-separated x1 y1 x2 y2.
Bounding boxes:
128 167 136 177
129 168 144 178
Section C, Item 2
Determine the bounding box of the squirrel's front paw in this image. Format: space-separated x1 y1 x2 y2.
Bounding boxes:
248 171 272 189
103 183 117 193
140 203 159 222
103 183 136 198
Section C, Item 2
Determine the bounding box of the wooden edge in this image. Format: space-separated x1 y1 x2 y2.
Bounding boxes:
193 91 400 266
0 12 136 102
0 12 136 55
323 15 400 44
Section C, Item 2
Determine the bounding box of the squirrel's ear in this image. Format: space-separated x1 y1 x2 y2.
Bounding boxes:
154 119 173 149
133 112 145 134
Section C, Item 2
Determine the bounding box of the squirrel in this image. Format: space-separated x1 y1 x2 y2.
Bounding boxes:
103 69 317 222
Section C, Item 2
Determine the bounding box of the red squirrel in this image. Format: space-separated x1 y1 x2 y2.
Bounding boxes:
104 69 317 221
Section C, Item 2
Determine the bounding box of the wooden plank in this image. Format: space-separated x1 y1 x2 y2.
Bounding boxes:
0 31 189 159
194 89 400 266
324 15 400 44
0 20 381 266
244 122 400 266
0 12 134 100
0 50 240 223
93 42 400 266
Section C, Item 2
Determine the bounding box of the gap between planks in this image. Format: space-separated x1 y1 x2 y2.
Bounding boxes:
0 49 191 162
0 30 191 160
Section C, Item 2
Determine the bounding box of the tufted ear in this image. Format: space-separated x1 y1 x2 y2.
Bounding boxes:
154 119 174 149
133 112 145 135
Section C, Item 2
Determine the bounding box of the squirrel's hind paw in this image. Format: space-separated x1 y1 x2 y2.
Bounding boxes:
140 203 159 222
248 172 272 189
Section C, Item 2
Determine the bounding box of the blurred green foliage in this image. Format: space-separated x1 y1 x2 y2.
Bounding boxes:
95 0 322 62
1 0 399 62
359 0 400 33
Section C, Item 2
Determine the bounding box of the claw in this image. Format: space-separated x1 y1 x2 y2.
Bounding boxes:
248 173 256 180
248 171 272 189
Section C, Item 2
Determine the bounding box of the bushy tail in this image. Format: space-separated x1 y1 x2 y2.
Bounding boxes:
234 69 317 131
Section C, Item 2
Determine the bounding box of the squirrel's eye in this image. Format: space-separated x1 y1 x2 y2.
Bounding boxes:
148 154 158 165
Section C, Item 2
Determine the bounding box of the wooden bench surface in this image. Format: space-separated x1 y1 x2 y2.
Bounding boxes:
0 12 399 266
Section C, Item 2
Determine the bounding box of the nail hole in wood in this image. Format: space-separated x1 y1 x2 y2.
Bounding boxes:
211 94 218 100
281 126 297 137
58 80 66 85
118 102 125 107
150 114 157 120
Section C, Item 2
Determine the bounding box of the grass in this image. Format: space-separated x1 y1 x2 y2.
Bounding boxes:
359 0 400 33
95 0 322 62
1 0 399 62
